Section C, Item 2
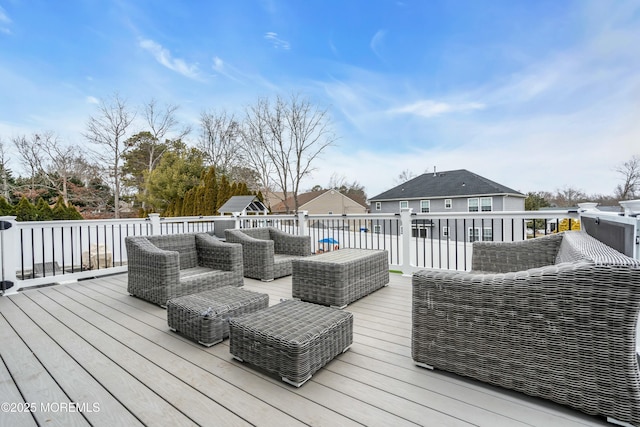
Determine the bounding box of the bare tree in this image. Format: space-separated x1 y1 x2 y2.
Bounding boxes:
395 169 417 184
240 105 277 206
286 94 336 211
198 109 241 175
553 186 587 207
327 173 368 207
12 133 45 199
84 93 136 218
144 98 191 142
37 133 82 204
0 138 12 200
242 94 336 213
614 155 640 200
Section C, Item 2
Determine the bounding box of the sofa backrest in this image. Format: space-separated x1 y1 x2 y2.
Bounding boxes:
211 219 236 239
237 227 272 241
556 230 640 266
145 234 198 269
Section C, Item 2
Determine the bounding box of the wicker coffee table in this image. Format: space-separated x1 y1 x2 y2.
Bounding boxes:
167 286 269 347
292 248 389 308
229 299 353 387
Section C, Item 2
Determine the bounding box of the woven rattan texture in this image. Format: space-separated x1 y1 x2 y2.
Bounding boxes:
412 231 640 425
225 227 311 281
292 249 389 307
167 286 269 346
556 230 640 266
229 299 353 386
126 233 243 307
471 233 564 273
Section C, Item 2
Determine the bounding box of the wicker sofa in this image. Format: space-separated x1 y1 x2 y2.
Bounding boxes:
126 233 243 307
225 227 311 281
412 230 640 426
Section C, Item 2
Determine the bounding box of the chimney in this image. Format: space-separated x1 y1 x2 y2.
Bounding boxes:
433 166 437 177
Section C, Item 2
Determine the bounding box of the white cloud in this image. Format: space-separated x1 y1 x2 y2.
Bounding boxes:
0 6 12 34
390 100 486 118
139 38 200 79
264 32 290 50
86 96 100 104
212 56 224 72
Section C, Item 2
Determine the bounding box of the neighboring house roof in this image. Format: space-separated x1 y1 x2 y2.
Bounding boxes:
263 190 284 210
370 169 525 201
218 195 267 214
271 190 368 214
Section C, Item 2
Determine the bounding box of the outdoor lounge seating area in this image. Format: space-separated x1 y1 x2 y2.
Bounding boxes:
0 271 614 426
412 230 640 426
4 215 640 425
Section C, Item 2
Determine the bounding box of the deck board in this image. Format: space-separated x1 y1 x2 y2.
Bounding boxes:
0 272 610 427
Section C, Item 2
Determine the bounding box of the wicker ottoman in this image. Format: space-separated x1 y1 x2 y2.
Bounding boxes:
229 299 353 387
292 248 389 308
167 286 269 347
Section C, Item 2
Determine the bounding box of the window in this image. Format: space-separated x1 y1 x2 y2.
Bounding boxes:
373 224 381 234
468 198 479 212
468 227 493 242
481 197 493 212
420 200 430 213
444 199 452 209
375 202 381 211
483 227 493 241
328 211 333 215
442 226 450 238
399 200 409 210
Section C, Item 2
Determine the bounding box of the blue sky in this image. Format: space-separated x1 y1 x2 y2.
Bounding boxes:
0 0 638 199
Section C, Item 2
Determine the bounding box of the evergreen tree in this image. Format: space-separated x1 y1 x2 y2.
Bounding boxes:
0 196 13 216
14 196 38 221
65 202 83 220
35 197 53 221
202 167 218 215
182 190 195 216
52 196 68 220
216 175 231 213
194 186 206 215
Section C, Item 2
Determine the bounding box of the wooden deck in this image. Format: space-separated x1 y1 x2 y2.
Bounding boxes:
0 273 610 427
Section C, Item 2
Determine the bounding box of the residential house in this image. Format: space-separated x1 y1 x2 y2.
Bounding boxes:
369 169 526 241
271 190 368 215
271 189 369 232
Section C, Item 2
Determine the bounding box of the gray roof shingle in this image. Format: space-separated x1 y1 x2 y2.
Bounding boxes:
370 169 524 201
218 196 267 214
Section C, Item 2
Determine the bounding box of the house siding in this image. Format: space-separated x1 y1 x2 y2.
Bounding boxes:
371 195 525 241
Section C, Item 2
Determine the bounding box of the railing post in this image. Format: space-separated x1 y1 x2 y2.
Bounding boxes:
400 208 415 275
298 211 308 236
232 212 242 229
0 216 20 295
148 213 161 235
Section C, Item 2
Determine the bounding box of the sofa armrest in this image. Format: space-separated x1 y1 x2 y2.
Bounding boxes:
225 229 276 280
270 228 311 256
195 233 243 272
125 236 181 304
471 233 563 273
126 237 180 278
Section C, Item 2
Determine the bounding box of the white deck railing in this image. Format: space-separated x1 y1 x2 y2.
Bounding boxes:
0 208 592 295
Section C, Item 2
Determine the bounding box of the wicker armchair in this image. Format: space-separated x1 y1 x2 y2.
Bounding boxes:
225 227 311 281
412 231 640 426
125 233 243 307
